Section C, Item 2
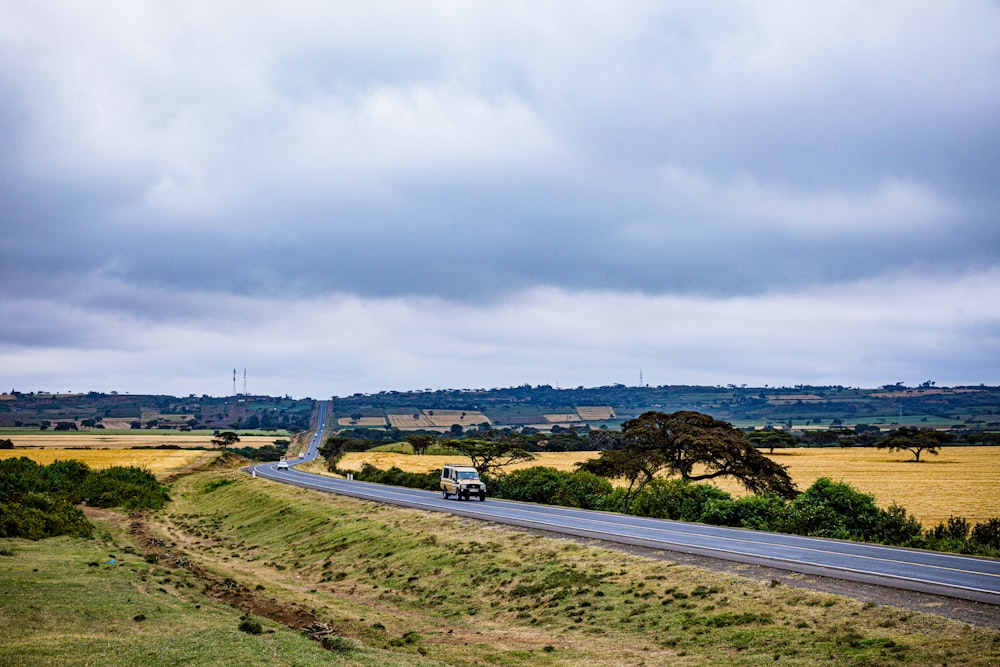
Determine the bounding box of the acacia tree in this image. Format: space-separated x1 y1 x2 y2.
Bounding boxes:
877 427 954 462
443 438 535 478
578 411 797 512
211 431 240 451
745 429 797 454
406 433 435 456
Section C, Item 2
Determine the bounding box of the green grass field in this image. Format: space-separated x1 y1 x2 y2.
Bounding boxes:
2 464 999 666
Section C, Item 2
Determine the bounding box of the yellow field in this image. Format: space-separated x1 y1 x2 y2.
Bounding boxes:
337 448 1000 526
0 448 217 477
1 433 282 449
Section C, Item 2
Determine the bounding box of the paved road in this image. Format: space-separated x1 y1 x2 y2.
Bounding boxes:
252 401 1000 606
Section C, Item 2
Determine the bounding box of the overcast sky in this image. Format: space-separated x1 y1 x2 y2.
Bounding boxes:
2 1 999 398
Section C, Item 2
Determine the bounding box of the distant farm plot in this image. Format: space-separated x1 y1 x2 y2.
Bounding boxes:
386 413 435 428
337 417 387 427
423 409 490 427
576 406 616 420
336 447 1000 526
0 448 216 476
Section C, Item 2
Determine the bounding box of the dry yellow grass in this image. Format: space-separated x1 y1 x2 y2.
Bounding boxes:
544 413 579 423
2 433 281 449
0 448 216 476
338 447 1000 526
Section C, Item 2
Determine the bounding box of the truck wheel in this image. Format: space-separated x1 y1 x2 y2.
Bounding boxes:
479 493 486 501
442 489 449 499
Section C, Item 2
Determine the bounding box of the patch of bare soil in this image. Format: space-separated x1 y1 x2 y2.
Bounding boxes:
125 510 327 637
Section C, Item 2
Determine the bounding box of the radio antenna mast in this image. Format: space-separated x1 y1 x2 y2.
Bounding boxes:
232 369 237 396
243 369 247 396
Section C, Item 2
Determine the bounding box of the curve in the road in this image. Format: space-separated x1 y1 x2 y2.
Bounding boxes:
251 401 1000 607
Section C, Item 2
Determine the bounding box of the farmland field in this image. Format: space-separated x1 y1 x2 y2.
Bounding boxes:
0 432 283 477
334 447 1000 526
0 448 217 476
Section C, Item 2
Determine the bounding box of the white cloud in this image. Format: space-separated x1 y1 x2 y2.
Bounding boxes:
2 269 997 396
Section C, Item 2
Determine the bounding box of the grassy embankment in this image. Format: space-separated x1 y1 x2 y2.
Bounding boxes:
3 463 999 666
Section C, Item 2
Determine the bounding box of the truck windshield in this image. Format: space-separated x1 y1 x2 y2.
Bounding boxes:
456 471 478 480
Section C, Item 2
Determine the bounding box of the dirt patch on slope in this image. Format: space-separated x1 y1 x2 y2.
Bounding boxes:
126 510 325 633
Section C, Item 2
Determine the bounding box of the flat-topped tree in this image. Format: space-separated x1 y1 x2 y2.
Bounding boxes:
211 431 240 450
443 438 535 479
877 426 954 462
406 433 435 455
579 411 797 512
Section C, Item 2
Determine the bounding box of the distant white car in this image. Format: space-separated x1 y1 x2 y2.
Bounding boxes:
276 460 289 470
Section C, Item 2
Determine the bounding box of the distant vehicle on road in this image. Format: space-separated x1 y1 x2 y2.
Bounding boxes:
276 460 289 470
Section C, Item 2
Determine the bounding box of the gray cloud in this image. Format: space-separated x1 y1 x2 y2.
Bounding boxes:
1 1 998 394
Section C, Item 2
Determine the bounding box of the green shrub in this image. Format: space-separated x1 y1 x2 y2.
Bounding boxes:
350 464 440 491
494 467 613 509
80 466 169 510
872 503 923 545
0 495 92 540
970 517 1000 551
238 617 262 635
700 494 788 530
630 479 732 522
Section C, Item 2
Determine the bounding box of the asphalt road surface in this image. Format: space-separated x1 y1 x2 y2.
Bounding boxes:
252 401 1000 607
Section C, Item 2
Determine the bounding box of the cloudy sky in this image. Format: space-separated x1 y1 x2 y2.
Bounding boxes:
2 1 999 398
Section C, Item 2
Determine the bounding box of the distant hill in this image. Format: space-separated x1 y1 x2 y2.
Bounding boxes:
0 392 313 432
4 384 997 433
328 383 1000 432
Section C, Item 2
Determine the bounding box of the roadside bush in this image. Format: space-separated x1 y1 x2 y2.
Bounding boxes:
971 518 1000 552
871 503 923 545
0 494 93 539
350 464 440 491
700 494 788 530
630 479 732 522
230 442 288 462
494 467 613 509
595 487 630 514
80 466 170 510
783 478 883 540
925 516 973 552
